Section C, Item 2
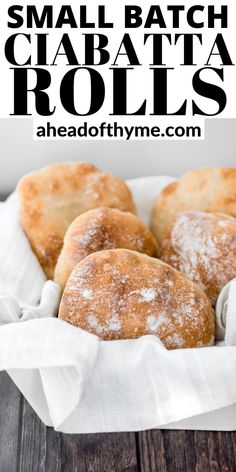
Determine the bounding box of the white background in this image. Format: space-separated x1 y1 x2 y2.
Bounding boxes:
0 117 235 193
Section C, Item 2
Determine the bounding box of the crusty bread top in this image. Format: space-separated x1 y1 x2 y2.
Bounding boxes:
151 167 236 244
160 210 236 306
54 206 158 290
59 249 215 349
18 162 136 278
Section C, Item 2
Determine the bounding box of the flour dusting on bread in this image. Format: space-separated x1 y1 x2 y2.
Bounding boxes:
152 167 236 244
18 162 136 279
54 207 158 290
59 249 215 349
161 210 236 305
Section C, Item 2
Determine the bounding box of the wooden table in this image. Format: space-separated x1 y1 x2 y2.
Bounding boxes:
1 372 236 472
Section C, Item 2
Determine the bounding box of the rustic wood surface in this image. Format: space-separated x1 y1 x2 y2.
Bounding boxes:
0 372 236 472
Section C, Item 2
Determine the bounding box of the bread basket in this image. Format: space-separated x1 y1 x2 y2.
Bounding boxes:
0 175 236 433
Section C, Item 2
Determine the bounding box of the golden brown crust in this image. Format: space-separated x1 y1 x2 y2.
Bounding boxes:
54 207 158 290
18 162 136 279
160 211 236 306
151 168 236 244
59 249 215 349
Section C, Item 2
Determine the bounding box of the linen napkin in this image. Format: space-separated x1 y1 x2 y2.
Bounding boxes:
216 279 236 345
0 176 236 433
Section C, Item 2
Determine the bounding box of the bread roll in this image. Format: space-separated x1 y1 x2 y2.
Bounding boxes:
152 168 236 244
55 207 158 290
160 211 236 306
59 249 215 349
18 162 135 279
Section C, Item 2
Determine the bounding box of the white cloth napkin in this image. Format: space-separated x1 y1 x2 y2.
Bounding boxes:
0 281 61 323
216 279 236 345
0 176 236 434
